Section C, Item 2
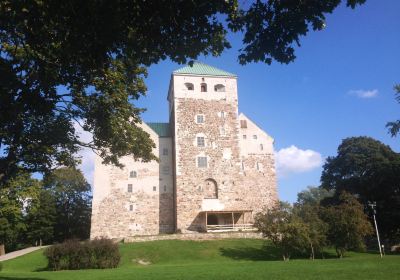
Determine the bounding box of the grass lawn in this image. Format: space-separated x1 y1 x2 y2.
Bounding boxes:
0 239 399 280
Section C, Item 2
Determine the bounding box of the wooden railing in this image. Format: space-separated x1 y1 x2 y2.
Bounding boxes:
206 224 256 232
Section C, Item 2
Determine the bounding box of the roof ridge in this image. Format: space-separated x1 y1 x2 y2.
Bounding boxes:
173 61 236 77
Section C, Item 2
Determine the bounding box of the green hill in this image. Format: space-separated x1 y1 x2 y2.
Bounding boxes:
1 239 399 280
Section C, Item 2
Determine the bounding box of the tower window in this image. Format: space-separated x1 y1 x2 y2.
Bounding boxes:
243 135 247 139
153 186 157 191
197 157 208 168
185 82 194 90
129 205 133 211
197 137 205 147
128 184 133 193
260 144 264 151
200 83 207 92
196 115 204 124
214 84 225 92
253 135 257 139
240 120 247 128
130 171 137 178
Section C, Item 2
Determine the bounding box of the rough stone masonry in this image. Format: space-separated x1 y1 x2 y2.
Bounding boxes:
90 62 278 239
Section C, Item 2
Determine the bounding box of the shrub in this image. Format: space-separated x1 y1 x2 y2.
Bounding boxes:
44 238 120 270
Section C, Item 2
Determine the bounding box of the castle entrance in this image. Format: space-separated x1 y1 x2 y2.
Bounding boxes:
203 210 256 232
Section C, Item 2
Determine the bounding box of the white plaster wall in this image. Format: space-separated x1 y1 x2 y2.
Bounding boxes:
91 122 161 209
238 113 274 157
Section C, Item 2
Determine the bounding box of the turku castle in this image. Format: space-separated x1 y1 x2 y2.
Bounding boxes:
90 62 278 239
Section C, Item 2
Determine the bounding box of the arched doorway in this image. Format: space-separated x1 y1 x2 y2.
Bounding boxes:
204 178 218 199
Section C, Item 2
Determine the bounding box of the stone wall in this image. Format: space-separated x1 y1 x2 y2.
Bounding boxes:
171 74 278 233
124 231 263 243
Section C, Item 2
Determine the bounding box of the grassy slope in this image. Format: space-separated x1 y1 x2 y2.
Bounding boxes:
0 239 399 280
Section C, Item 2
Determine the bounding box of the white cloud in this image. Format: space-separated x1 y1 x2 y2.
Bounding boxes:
73 121 95 187
275 145 323 177
348 89 378 98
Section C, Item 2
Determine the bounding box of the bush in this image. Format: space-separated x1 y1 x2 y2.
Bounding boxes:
44 239 120 270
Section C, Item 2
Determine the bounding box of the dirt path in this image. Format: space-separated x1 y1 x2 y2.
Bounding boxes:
0 246 46 262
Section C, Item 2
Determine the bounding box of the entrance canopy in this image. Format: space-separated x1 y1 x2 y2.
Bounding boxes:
202 210 256 232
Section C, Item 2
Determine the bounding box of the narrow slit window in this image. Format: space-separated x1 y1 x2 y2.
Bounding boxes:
260 144 263 151
128 184 133 193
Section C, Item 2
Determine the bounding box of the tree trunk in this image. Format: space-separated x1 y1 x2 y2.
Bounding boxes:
310 243 315 260
0 243 5 256
39 238 42 247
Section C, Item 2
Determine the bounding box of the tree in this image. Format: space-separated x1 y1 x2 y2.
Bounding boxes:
0 0 367 184
321 136 400 239
255 202 310 261
387 84 400 137
25 188 56 246
43 168 91 241
322 192 373 258
296 186 334 206
0 173 40 254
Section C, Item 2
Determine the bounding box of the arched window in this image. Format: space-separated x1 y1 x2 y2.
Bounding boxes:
185 82 194 90
200 83 207 92
204 178 218 199
130 171 137 178
214 84 225 92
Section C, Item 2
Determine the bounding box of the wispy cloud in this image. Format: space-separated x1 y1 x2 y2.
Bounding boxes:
348 89 378 98
275 145 323 178
73 121 95 188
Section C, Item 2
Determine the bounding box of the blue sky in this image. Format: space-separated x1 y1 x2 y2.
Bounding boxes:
124 0 399 203
67 0 400 203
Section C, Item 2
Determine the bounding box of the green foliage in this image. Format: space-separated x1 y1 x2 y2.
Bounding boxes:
44 239 120 270
321 136 400 239
44 168 92 241
386 84 400 137
296 186 334 206
0 172 41 252
25 188 56 246
0 0 367 184
322 192 373 258
255 202 311 260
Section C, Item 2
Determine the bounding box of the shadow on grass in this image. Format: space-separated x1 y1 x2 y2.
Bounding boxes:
0 277 46 280
220 243 282 261
220 243 338 261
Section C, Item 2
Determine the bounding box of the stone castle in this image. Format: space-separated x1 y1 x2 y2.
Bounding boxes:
90 62 278 239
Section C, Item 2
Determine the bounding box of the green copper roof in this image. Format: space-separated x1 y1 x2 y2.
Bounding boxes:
173 61 236 77
146 122 171 137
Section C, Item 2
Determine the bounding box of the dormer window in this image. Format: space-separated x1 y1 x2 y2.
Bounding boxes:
200 83 207 92
214 84 225 92
185 83 194 90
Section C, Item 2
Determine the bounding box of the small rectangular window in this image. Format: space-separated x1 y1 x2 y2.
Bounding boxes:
197 137 205 147
253 135 257 139
130 171 137 178
128 184 133 193
260 144 263 150
240 120 247 128
197 157 207 168
164 185 167 192
243 135 247 139
129 205 133 211
153 186 157 191
163 148 168 156
221 111 225 118
196 115 204 124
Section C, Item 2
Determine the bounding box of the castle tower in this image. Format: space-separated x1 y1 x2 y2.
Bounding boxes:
169 62 277 232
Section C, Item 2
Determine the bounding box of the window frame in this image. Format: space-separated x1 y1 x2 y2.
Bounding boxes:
197 156 208 168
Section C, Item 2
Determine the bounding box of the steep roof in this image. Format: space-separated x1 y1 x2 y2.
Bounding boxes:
146 122 171 137
173 61 236 77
